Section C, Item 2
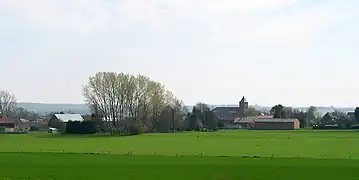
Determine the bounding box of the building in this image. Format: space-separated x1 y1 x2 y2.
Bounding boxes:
0 117 19 132
238 96 248 117
48 114 84 132
253 118 300 130
234 114 274 129
321 112 335 125
211 96 248 128
27 117 50 132
212 106 239 120
18 118 31 132
211 97 299 130
50 114 84 123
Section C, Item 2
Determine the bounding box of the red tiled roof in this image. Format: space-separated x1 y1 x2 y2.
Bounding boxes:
0 117 16 124
234 115 274 123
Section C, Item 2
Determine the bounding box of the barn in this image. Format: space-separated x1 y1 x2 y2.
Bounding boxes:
51 114 84 123
48 114 84 132
0 117 19 132
253 118 300 130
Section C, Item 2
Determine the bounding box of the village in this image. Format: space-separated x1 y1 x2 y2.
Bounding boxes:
1 96 358 134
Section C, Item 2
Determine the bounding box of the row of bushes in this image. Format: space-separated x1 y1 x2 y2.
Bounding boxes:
312 124 341 129
312 124 359 129
65 120 218 135
66 121 97 134
349 124 359 129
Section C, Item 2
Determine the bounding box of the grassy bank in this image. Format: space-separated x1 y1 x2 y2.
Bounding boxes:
0 130 358 158
0 130 358 179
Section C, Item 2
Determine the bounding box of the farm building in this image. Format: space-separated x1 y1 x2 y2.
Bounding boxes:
212 96 248 128
321 112 337 125
50 114 84 123
0 117 19 132
234 115 274 129
253 118 300 130
48 114 85 132
18 118 31 132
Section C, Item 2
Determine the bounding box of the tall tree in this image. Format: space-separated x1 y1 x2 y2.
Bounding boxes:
0 90 17 118
304 106 318 127
270 105 319 128
332 110 354 128
195 103 217 131
13 107 40 121
83 72 183 134
270 104 285 118
246 107 262 116
354 107 359 124
156 106 172 133
189 107 202 131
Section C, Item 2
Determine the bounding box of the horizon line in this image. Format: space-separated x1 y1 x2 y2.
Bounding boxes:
17 102 356 108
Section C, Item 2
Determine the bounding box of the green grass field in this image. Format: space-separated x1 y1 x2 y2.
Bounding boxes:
0 130 358 179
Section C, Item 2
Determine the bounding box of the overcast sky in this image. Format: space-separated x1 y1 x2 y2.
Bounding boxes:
0 0 359 107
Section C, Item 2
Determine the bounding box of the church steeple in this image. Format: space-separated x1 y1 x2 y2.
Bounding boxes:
240 96 247 103
239 96 249 117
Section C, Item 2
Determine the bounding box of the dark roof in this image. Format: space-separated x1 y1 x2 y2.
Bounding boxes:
254 118 298 123
211 107 239 121
322 112 334 119
0 117 16 124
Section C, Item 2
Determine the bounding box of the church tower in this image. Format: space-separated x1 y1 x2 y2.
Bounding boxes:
239 96 249 117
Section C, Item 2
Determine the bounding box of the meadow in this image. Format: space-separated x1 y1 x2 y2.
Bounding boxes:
0 130 358 179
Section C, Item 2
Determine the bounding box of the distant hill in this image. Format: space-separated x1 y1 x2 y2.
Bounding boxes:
18 102 91 115
18 102 354 116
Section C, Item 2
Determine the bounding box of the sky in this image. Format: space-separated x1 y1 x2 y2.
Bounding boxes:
0 0 359 107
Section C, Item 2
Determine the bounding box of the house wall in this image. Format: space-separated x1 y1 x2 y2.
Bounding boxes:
5 128 14 132
17 122 31 132
293 120 300 129
254 122 296 130
0 123 22 132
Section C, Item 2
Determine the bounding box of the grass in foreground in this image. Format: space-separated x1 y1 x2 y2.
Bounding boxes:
1 153 358 180
0 130 358 158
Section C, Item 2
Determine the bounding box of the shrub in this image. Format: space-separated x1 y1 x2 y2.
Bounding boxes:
350 124 359 129
30 126 39 131
312 124 342 130
217 121 225 129
81 121 97 134
65 121 97 134
128 124 144 135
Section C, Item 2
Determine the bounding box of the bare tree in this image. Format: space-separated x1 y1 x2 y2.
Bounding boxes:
0 90 17 117
83 72 184 134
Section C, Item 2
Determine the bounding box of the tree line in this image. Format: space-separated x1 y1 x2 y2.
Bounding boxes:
0 90 40 121
271 104 359 128
82 72 223 134
83 72 187 134
270 105 319 128
2 71 359 134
